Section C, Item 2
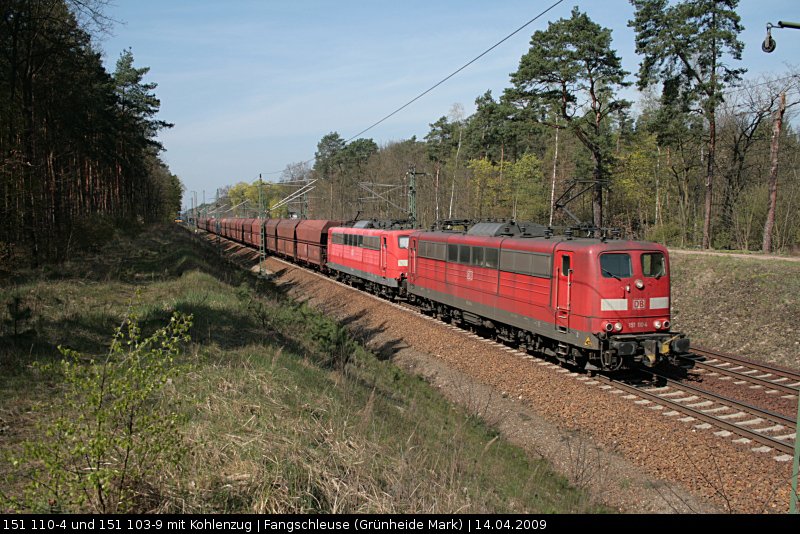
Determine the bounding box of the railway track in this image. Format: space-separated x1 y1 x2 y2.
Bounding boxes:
593 371 797 460
682 347 800 398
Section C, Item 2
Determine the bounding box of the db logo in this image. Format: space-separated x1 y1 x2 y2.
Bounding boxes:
633 299 645 310
466 270 474 281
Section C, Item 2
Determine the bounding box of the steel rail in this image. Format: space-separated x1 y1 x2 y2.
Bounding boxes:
689 346 800 389
598 373 795 456
681 357 800 395
646 370 795 426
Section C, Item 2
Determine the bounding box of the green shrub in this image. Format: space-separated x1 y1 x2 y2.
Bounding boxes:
5 311 192 513
645 222 683 246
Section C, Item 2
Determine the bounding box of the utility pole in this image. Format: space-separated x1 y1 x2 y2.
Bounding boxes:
407 165 425 228
792 388 800 514
258 174 266 277
215 189 220 252
549 127 560 227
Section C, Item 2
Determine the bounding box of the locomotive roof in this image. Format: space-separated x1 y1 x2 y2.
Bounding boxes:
330 225 415 234
466 221 549 237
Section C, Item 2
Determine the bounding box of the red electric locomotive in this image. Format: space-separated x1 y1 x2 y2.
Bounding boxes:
406 222 690 372
326 222 415 298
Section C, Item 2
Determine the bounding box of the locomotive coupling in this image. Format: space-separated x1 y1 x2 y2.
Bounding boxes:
609 340 636 356
642 339 658 367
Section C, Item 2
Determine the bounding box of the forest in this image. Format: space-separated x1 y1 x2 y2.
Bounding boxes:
0 0 182 266
215 3 799 253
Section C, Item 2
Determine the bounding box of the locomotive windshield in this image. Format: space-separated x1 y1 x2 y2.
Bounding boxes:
398 236 409 249
641 252 666 278
600 253 632 279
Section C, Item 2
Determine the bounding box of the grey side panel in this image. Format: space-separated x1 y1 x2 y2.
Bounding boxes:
408 283 598 349
327 262 399 288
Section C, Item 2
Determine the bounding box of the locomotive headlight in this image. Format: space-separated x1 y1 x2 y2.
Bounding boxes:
604 322 614 332
635 279 644 290
654 320 662 329
663 320 670 330
614 322 623 332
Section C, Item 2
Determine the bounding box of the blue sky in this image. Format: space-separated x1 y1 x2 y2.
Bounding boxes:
96 1 800 208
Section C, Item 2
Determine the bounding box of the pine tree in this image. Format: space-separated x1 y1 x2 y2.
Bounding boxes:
629 0 745 248
508 7 630 233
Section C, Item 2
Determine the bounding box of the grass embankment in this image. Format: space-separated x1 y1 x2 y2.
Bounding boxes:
670 253 800 368
0 225 601 513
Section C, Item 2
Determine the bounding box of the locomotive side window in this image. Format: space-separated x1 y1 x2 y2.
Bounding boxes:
398 236 409 249
419 241 447 261
471 247 484 267
332 232 344 245
448 244 458 262
499 250 551 277
600 253 632 278
363 236 380 250
641 252 666 278
561 255 571 276
459 245 471 264
484 248 499 269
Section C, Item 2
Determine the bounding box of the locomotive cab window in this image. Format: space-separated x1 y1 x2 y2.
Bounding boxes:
561 255 571 276
641 252 666 278
398 236 409 249
600 253 632 279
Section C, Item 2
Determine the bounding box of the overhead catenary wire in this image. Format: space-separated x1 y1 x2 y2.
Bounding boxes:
260 0 567 175
340 0 567 144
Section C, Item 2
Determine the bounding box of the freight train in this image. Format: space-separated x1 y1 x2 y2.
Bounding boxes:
196 217 691 372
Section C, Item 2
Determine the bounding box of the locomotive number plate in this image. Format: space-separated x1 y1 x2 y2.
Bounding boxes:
633 298 646 310
466 270 474 281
